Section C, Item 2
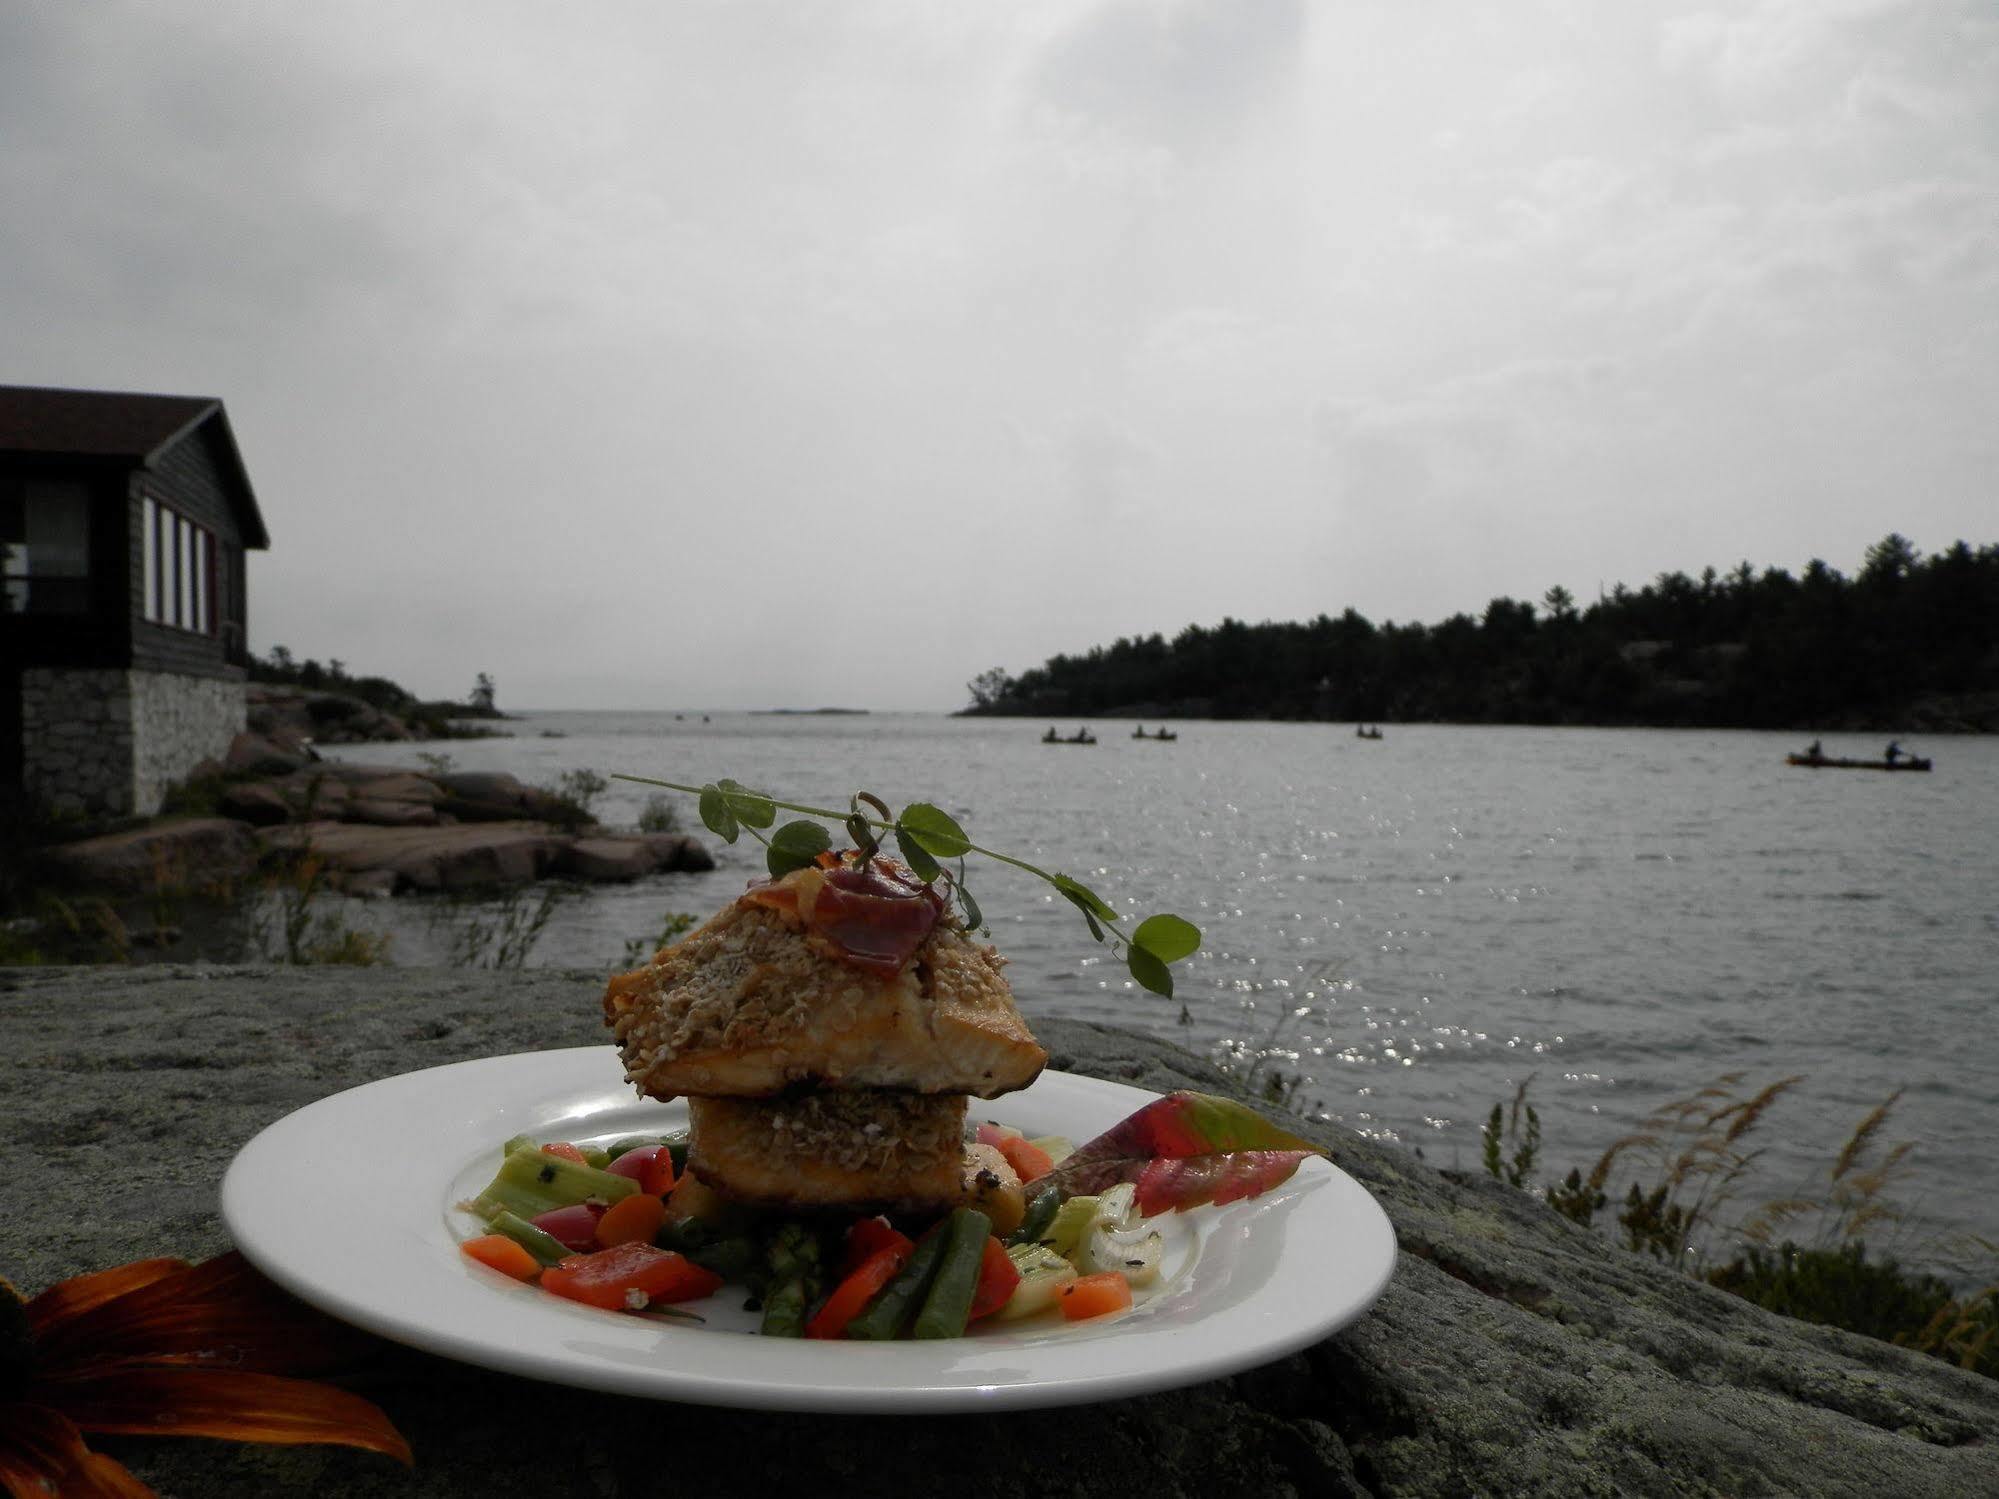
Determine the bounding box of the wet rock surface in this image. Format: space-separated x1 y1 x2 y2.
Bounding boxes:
4 965 1994 1498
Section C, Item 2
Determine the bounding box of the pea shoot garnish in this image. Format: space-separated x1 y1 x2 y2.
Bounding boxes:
612 775 1202 998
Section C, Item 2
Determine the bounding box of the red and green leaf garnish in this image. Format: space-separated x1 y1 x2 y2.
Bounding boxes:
1043 1091 1326 1213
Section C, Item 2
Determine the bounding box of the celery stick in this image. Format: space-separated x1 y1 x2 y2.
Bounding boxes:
471 1147 639 1222
1043 1195 1100 1258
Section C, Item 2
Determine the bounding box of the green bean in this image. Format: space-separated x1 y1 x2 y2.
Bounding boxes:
765 1221 820 1283
759 1275 811 1337
843 1223 951 1340
911 1208 992 1340
658 1220 763 1280
1007 1186 1062 1247
485 1210 571 1266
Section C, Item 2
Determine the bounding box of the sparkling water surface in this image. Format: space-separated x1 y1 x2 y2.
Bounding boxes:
323 713 1999 1281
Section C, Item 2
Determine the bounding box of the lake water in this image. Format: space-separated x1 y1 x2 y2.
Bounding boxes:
319 712 1999 1283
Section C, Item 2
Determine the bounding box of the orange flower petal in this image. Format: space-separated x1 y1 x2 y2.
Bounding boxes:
0 1400 156 1499
68 1450 160 1499
38 1367 413 1467
25 1261 190 1341
33 1254 373 1376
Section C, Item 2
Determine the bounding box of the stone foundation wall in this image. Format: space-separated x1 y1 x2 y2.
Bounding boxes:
20 668 244 817
20 669 134 817
130 670 245 815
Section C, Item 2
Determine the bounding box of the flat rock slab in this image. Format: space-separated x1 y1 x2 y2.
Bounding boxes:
3 965 1994 1498
42 817 260 894
259 821 713 891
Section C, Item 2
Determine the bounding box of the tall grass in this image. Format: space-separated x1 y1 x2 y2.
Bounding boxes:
441 886 566 969
258 854 393 966
1488 1074 1998 1379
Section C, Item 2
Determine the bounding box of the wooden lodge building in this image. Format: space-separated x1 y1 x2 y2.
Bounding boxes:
1 384 269 817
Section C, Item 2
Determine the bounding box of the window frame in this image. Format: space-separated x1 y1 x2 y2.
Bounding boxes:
139 492 217 636
1 474 94 617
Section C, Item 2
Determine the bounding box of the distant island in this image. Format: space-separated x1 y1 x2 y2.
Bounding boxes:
960 534 1999 733
752 707 872 716
247 649 508 740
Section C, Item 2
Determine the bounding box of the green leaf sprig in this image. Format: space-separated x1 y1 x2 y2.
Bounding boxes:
614 775 1202 998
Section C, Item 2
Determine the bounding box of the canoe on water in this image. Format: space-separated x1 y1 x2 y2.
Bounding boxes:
1785 754 1932 772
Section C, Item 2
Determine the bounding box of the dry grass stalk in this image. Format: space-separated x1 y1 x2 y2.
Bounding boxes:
1833 1089 1904 1182
1718 1075 1804 1144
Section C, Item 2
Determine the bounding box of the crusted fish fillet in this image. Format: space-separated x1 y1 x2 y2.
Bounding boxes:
602 899 1047 1101
684 1091 968 1209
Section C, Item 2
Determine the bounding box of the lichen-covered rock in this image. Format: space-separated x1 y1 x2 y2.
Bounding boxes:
2 967 1993 1498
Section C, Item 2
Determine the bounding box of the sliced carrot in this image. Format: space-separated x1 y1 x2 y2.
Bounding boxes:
996 1134 1056 1183
594 1192 667 1249
540 1142 587 1164
1057 1271 1133 1321
461 1234 540 1282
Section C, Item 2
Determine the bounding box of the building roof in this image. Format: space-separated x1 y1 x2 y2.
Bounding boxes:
0 383 269 549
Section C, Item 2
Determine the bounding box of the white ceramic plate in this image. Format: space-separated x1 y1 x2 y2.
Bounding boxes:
221 1047 1397 1412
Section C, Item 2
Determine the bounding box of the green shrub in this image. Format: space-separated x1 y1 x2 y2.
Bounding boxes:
1707 1242 1954 1347
537 768 609 832
1482 1080 1540 1189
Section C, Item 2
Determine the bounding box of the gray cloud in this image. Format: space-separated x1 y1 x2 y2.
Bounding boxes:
1 0 1992 707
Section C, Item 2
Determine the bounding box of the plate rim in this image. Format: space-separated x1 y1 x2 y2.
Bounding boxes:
221 1046 1397 1412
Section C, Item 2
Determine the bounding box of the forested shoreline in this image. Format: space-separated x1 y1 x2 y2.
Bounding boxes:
964 535 1999 732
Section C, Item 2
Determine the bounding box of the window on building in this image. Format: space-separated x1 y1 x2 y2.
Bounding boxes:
140 494 215 634
1 478 93 614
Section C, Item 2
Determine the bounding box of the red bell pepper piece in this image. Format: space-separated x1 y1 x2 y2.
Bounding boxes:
807 1242 914 1339
967 1235 1021 1322
839 1215 915 1278
540 1242 723 1312
530 1202 607 1252
606 1144 677 1196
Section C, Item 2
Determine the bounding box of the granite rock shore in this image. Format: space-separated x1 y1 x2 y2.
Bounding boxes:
43 745 714 897
4 965 1996 1498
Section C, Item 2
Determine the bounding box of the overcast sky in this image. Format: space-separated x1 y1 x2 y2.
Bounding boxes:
4 1 1994 710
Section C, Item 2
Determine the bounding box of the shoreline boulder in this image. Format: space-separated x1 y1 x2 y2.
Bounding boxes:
44 817 259 894
257 821 714 893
